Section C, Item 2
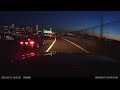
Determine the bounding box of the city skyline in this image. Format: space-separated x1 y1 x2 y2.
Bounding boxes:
0 11 120 30
0 11 120 41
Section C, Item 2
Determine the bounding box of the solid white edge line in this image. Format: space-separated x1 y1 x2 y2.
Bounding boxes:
61 38 90 53
45 38 56 52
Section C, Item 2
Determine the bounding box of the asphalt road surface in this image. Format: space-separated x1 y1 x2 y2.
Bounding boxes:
0 36 119 61
61 36 120 61
38 36 120 61
16 36 91 54
0 36 120 79
49 37 89 54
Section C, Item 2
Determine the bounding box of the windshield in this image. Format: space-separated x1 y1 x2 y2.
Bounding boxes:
0 11 120 80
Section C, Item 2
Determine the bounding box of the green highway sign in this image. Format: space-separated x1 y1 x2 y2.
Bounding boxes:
43 29 52 34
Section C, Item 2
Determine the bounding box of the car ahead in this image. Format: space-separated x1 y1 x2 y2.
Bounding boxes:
19 35 45 50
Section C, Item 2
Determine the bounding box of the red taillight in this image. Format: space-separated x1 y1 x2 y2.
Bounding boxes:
30 53 35 56
20 41 24 45
25 42 28 45
29 40 34 45
28 39 30 41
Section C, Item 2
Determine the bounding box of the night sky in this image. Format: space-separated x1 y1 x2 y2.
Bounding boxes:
0 11 120 40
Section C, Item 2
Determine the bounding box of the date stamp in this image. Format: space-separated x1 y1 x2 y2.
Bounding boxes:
1 76 31 79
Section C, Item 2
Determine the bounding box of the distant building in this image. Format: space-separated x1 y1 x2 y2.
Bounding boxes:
11 24 14 28
36 25 38 31
15 27 20 31
25 27 31 31
3 26 8 31
50 28 52 31
10 24 15 33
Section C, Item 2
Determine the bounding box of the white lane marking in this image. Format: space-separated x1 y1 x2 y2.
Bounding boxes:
46 38 56 52
61 38 90 53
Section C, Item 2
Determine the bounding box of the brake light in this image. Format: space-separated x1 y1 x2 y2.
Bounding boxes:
30 52 35 55
20 41 24 45
25 42 28 45
30 53 35 56
28 39 30 41
29 40 34 45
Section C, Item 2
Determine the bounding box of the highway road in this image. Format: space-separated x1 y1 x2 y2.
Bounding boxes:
12 36 91 54
22 36 91 55
49 37 89 54
62 36 120 61
0 35 120 79
36 36 120 61
1 35 119 61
